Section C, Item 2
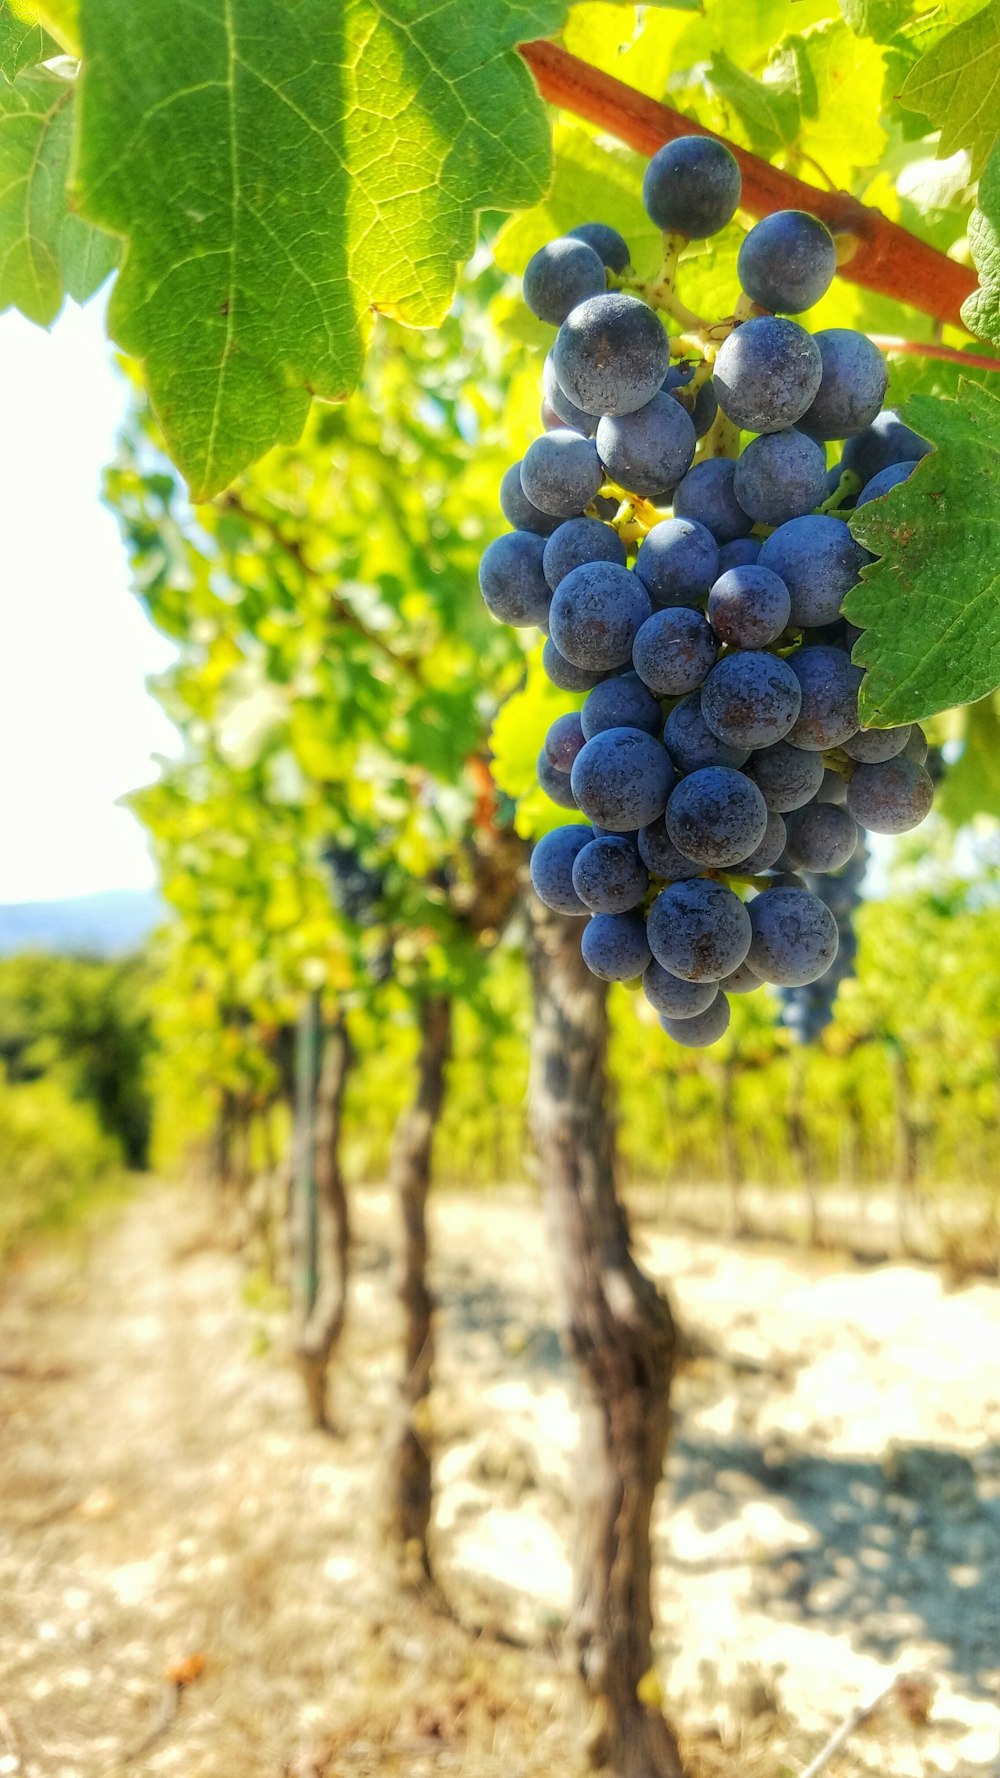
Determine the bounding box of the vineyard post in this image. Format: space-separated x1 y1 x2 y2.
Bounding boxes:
295 1013 354 1431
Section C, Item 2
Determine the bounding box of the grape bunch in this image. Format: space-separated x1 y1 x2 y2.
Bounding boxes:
480 136 935 1049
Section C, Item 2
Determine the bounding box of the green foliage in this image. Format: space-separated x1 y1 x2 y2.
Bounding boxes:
846 380 1000 725
0 5 56 78
897 0 1000 177
936 697 1000 823
0 1074 127 1262
963 144 1000 346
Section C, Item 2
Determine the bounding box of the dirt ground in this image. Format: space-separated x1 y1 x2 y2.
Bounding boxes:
1 1183 999 1778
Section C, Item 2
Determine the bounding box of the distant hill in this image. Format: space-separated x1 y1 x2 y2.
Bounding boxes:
0 890 166 958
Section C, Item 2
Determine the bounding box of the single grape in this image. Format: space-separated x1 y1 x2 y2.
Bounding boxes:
735 810 787 873
748 886 839 986
634 517 720 610
707 563 791 648
814 767 848 806
713 316 823 433
758 514 869 628
903 725 928 766
529 825 593 914
542 637 607 692
572 835 649 913
784 803 858 872
581 670 663 740
673 457 755 544
661 994 731 1047
537 750 579 809
719 956 763 994
856 460 918 506
787 645 862 750
552 293 670 418
717 537 761 573
544 711 586 773
665 766 768 867
663 694 751 772
799 329 888 439
637 816 703 882
542 516 627 590
663 362 718 436
841 409 930 486
701 651 802 749
479 531 551 628
843 725 912 764
845 757 934 833
571 726 675 831
633 606 718 697
568 221 632 273
522 236 607 326
642 136 742 239
647 877 752 981
736 211 837 313
581 911 652 981
597 390 696 499
733 428 829 527
745 739 825 812
549 561 651 672
643 960 718 1019
499 463 561 537
520 430 604 518
541 399 569 431
542 354 598 436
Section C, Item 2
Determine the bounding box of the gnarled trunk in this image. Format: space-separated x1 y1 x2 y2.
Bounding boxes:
527 898 684 1778
295 1016 353 1430
388 992 452 1581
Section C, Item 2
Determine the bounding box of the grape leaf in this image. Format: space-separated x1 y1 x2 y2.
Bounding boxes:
707 51 799 158
936 697 1000 824
72 0 566 501
897 0 1000 178
961 143 1000 347
845 381 1000 725
0 3 58 77
837 0 911 41
0 64 115 323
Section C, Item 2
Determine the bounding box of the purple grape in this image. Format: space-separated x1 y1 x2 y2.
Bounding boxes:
758 514 869 628
800 329 888 439
581 670 662 740
581 911 652 981
707 564 791 648
544 712 586 773
597 391 696 499
522 236 607 326
663 693 751 772
673 458 754 544
737 211 836 313
665 766 768 867
747 886 839 986
634 517 720 609
499 463 561 537
529 825 593 913
784 803 858 871
572 835 649 913
637 817 704 882
845 757 934 833
843 725 912 764
543 516 626 590
537 750 578 809
647 878 752 981
521 430 603 518
479 531 551 628
549 562 652 671
787 646 862 750
733 428 828 527
643 960 718 1019
633 605 718 698
552 292 670 418
701 651 802 749
568 222 631 273
713 316 822 433
643 136 742 239
542 637 607 692
570 726 675 832
661 994 731 1047
745 739 825 812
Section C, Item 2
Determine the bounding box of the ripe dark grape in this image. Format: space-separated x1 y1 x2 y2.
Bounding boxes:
717 538 761 573
746 739 825 812
841 409 930 486
597 390 696 498
542 637 607 692
665 766 768 867
522 236 606 326
637 816 703 881
747 886 839 986
537 750 579 809
843 724 912 764
784 803 858 872
707 564 791 648
662 362 718 436
499 463 561 537
553 292 670 417
701 651 802 748
661 994 731 1047
642 136 742 239
800 329 888 439
634 517 720 609
521 430 604 517
633 606 718 697
647 877 752 981
529 825 593 913
758 514 869 628
549 561 651 671
571 726 675 831
542 354 598 435
543 516 626 590
815 767 848 805
856 460 918 507
544 711 586 773
903 726 928 765
568 221 631 272
663 694 751 772
479 531 551 628
581 670 662 740
787 646 863 750
572 835 649 913
720 956 763 994
581 911 652 981
712 317 822 433
737 210 837 313
736 810 787 873
673 457 754 543
643 960 718 1019
845 756 934 833
733 428 829 527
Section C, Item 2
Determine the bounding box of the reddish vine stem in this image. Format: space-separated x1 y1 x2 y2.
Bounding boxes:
870 336 1000 373
518 39 978 332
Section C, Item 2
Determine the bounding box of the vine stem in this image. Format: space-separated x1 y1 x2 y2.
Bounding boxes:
518 39 978 332
869 336 1000 373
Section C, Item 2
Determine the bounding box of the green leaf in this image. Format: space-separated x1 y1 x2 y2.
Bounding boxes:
73 0 565 500
897 0 1000 178
845 380 1000 726
0 2 58 78
0 65 115 324
936 697 1000 824
794 20 888 185
707 50 799 157
838 0 911 42
962 143 1000 346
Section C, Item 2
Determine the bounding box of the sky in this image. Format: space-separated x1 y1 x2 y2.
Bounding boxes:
0 296 180 905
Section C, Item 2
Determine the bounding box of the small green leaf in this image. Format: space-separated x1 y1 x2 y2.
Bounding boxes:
0 65 115 324
73 0 566 500
837 0 911 42
707 51 799 157
845 380 1000 726
936 697 1000 824
962 142 1000 347
897 1 1000 178
0 2 58 78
